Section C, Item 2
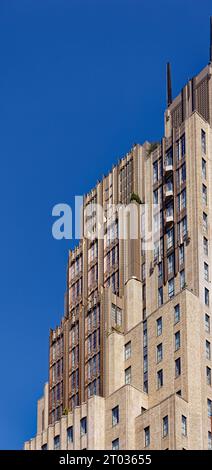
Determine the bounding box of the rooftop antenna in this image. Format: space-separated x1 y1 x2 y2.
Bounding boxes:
166 62 172 107
210 16 212 63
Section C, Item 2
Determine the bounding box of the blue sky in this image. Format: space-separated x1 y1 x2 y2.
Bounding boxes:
0 0 211 449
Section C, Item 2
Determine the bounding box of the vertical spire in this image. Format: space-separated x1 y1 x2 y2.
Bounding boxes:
210 16 212 63
166 62 172 107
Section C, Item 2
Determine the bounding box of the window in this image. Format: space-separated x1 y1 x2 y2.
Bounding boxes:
167 253 174 275
180 270 185 289
201 129 206 154
54 435 60 450
175 331 181 351
167 228 174 250
158 262 163 280
174 304 180 324
206 367 211 386
181 134 186 157
158 287 163 306
112 406 119 426
153 161 159 183
205 288 209 306
153 188 158 204
208 431 212 450
111 304 122 326
157 343 163 363
157 317 162 336
112 438 119 450
163 416 169 438
207 398 212 417
144 355 148 373
124 342 131 361
144 426 150 447
143 329 147 348
206 340 211 360
41 443 47 450
67 426 73 444
182 415 187 436
179 244 184 266
168 278 174 298
202 184 207 205
175 358 181 377
204 262 209 281
125 366 131 384
205 314 210 333
203 212 208 231
144 380 148 393
157 369 163 388
181 163 186 183
203 237 208 256
202 158 206 179
181 189 186 210
80 417 87 436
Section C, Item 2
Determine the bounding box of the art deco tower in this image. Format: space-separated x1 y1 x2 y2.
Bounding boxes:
25 20 212 450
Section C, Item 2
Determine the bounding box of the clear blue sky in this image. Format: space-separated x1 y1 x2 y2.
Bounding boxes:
0 0 211 450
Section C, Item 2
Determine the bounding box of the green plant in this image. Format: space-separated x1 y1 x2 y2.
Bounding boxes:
130 192 142 204
147 142 159 156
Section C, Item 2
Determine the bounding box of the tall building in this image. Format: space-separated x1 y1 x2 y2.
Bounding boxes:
25 22 212 450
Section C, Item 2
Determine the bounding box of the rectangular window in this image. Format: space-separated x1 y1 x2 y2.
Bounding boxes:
205 314 210 333
112 406 119 426
158 262 163 280
144 426 150 447
202 184 207 205
174 304 180 324
153 161 158 183
204 262 209 281
158 287 163 306
163 415 169 438
206 340 211 360
203 212 208 231
67 426 73 444
181 189 186 210
175 357 181 377
125 366 131 384
157 369 163 388
143 355 148 373
167 253 174 275
175 331 181 351
181 134 186 157
124 342 131 361
202 158 206 179
157 343 163 363
201 129 206 154
207 398 212 417
111 304 122 326
203 237 208 256
112 438 119 450
54 435 60 450
80 417 87 436
168 278 174 298
157 317 162 336
205 288 209 306
208 431 212 450
167 227 174 250
182 415 187 436
206 367 211 386
179 245 184 266
180 270 185 289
